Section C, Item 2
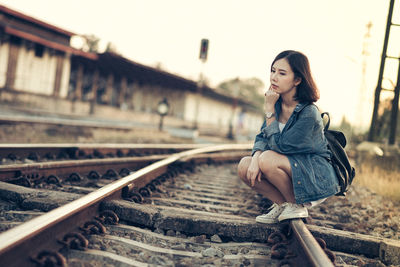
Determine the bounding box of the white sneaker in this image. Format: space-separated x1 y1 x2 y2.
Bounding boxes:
278 203 308 221
255 203 285 224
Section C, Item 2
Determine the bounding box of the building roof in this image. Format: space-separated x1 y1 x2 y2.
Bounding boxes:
72 52 260 112
0 4 97 59
0 4 74 36
3 26 97 60
98 52 198 92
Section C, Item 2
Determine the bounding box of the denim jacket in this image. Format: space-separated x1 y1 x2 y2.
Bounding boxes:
252 100 340 204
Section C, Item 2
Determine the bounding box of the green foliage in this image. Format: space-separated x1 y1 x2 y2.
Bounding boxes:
105 42 119 54
82 34 100 53
339 116 352 134
217 77 264 110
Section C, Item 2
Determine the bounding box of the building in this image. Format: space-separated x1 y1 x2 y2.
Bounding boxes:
0 4 262 139
0 4 96 97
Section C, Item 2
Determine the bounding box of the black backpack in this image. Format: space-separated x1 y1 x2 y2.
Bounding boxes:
321 112 356 196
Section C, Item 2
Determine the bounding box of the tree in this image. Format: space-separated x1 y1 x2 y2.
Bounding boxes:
105 42 119 54
81 34 100 53
337 116 353 141
217 77 264 109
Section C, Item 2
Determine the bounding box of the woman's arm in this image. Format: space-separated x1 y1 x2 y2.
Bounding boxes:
247 150 262 187
276 116 316 153
251 87 279 155
262 105 320 154
251 120 268 155
274 108 320 154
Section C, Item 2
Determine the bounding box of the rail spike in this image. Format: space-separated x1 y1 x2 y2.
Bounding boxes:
30 250 67 267
102 169 120 179
119 168 131 177
127 192 143 203
139 187 151 197
145 183 157 192
80 220 107 235
121 184 145 203
324 248 336 263
87 170 100 179
7 153 18 161
267 230 287 245
66 172 82 182
58 232 89 251
46 175 62 187
96 210 119 225
271 243 288 260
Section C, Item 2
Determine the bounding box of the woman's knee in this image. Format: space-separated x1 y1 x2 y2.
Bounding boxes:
258 151 275 172
259 150 287 176
237 156 251 179
258 150 291 176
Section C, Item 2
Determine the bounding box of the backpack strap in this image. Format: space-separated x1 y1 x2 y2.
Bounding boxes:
321 112 347 148
321 112 330 132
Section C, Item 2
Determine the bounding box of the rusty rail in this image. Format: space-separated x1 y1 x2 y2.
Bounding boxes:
0 155 167 182
0 144 251 266
0 143 335 266
0 143 207 160
290 219 335 267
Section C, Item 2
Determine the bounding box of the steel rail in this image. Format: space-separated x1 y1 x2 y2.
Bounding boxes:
0 151 248 182
0 143 209 159
0 155 168 182
290 219 335 267
0 143 333 266
0 143 209 149
0 143 251 266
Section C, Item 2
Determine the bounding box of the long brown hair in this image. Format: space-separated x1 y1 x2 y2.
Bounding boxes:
272 50 319 103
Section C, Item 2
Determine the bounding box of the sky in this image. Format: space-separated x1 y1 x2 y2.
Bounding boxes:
0 0 397 128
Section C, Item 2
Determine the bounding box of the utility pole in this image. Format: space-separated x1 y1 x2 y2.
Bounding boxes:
355 22 372 131
227 78 240 139
389 58 400 144
368 0 399 144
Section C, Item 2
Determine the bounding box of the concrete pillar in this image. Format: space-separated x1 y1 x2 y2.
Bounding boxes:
89 69 99 114
105 73 114 105
75 64 83 100
53 53 64 97
5 41 19 89
119 76 127 108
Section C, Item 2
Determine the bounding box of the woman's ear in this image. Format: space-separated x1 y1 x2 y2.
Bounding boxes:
295 77 302 87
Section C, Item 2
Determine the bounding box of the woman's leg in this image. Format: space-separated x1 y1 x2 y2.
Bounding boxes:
257 150 296 203
237 156 286 204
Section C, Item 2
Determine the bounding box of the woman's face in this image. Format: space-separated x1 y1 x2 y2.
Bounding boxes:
270 58 300 95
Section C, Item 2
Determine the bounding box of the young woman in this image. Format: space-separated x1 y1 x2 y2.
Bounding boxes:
237 50 340 224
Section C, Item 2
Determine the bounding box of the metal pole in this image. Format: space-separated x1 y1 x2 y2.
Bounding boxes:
368 0 395 141
193 74 202 130
159 115 164 131
227 79 240 139
194 39 208 130
388 62 400 144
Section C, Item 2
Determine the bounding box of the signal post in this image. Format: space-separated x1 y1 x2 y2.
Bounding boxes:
193 39 209 130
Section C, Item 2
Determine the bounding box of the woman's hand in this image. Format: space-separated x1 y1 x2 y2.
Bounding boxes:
247 154 262 187
264 85 280 112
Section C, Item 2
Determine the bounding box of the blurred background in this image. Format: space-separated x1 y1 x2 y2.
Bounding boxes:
0 0 397 136
0 0 399 202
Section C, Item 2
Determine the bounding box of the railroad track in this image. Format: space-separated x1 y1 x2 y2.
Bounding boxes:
0 144 208 164
0 144 398 266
